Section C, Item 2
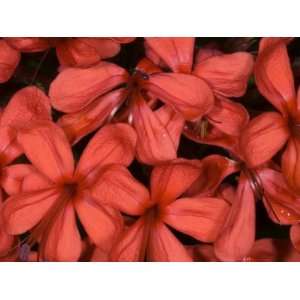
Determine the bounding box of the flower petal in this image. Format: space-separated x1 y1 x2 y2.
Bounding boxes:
282 137 300 195
17 121 74 182
91 165 150 216
147 222 192 262
207 96 249 136
56 38 120 68
2 188 59 234
150 160 202 206
243 238 300 262
0 126 22 165
240 112 289 168
193 52 254 97
5 38 50 52
163 197 230 242
77 123 136 177
0 86 51 129
1 164 52 195
49 61 128 113
75 192 123 251
214 173 255 261
145 73 214 120
58 88 127 145
255 38 296 114
110 217 148 262
78 38 121 59
0 191 14 256
290 224 300 253
132 93 184 165
145 38 195 73
185 154 239 197
41 202 82 262
0 40 20 83
258 167 300 224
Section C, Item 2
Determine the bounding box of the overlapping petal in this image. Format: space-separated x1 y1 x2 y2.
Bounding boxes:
163 197 230 242
0 40 20 83
255 38 296 114
214 173 256 261
193 52 254 97
49 62 128 113
145 38 195 73
17 121 74 182
145 73 214 120
240 112 290 168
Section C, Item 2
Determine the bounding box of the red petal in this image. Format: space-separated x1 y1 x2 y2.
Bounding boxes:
290 225 300 253
18 121 74 182
0 126 23 165
79 38 121 59
0 86 51 129
135 58 162 75
0 191 14 256
110 217 148 262
195 47 223 64
41 202 82 262
150 160 202 206
258 167 300 224
207 96 249 136
1 164 51 195
243 238 300 262
240 112 290 168
255 38 296 114
2 188 59 234
77 123 136 177
0 40 20 83
132 93 184 165
282 137 300 194
56 38 120 68
75 193 123 251
147 222 192 261
163 196 230 242
185 155 239 197
5 38 50 52
214 173 255 261
56 38 102 68
193 52 254 97
58 88 127 144
145 73 214 120
91 165 150 216
111 37 136 44
49 62 128 113
145 38 195 73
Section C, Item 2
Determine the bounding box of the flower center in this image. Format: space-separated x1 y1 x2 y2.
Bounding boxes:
288 113 300 138
62 182 79 199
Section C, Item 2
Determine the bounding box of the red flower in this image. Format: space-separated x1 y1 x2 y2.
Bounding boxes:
2 121 136 261
240 38 300 195
144 38 253 136
184 105 300 261
91 160 230 261
49 57 185 165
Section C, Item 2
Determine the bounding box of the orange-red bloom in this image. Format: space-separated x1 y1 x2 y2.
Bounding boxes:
91 160 230 261
2 121 136 261
241 38 300 195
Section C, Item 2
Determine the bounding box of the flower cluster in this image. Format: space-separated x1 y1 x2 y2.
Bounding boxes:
0 37 299 262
